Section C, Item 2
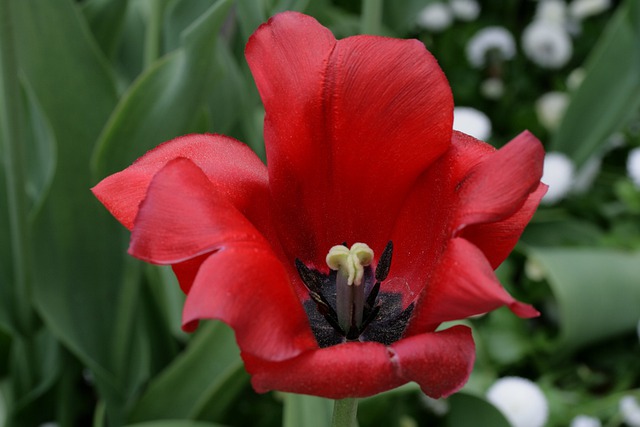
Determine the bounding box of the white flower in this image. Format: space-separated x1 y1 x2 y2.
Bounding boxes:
486 377 549 427
466 26 516 68
620 395 640 427
567 68 586 90
627 147 640 188
572 155 601 193
417 2 453 32
522 20 573 68
453 107 492 140
569 0 611 20
536 0 568 26
570 415 601 427
536 91 570 131
449 0 480 21
481 77 505 99
542 152 575 204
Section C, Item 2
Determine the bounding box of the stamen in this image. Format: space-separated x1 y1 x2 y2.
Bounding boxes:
326 243 374 286
326 243 374 335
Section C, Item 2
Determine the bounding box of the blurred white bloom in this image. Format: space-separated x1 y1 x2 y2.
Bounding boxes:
453 107 492 140
620 395 640 427
569 0 611 20
637 318 640 341
449 0 480 21
570 415 601 427
522 20 573 68
536 0 568 26
572 155 601 193
536 91 570 131
627 147 640 188
481 77 505 99
486 377 549 427
466 26 516 68
525 258 546 281
567 67 586 90
542 152 575 204
417 2 453 32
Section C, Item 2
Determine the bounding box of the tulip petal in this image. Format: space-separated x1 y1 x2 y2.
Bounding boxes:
246 12 453 265
406 237 538 335
129 157 264 264
388 131 544 303
244 325 474 399
91 133 269 231
183 245 318 361
461 183 547 268
454 131 545 231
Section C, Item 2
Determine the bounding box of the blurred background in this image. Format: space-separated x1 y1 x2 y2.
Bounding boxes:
0 0 639 426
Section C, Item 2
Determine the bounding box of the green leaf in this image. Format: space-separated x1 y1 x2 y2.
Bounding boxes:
282 394 332 427
125 421 228 427
446 392 511 427
11 0 129 420
81 0 129 58
128 321 247 423
92 0 234 177
550 0 640 166
527 247 640 350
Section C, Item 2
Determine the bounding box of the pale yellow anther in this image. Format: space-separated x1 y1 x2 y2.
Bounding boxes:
326 243 374 286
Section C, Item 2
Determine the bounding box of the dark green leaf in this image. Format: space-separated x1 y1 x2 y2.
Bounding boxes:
128 321 246 422
92 0 234 177
551 1 640 166
81 0 129 58
528 247 640 350
446 392 511 427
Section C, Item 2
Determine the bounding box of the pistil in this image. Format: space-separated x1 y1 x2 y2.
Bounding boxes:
326 243 374 338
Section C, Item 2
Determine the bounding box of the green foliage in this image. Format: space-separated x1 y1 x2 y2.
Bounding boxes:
1 0 639 426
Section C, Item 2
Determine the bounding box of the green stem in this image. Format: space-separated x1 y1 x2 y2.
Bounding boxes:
332 398 358 427
361 0 383 35
0 0 34 334
143 0 167 68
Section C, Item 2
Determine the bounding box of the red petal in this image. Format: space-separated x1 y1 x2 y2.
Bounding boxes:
91 134 269 231
246 12 453 266
388 131 543 303
406 238 538 335
243 325 474 399
461 183 547 268
129 158 264 264
183 245 317 361
454 131 545 232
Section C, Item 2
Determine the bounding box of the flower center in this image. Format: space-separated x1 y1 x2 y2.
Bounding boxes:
295 241 414 348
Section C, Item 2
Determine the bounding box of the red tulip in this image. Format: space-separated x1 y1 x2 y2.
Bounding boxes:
92 12 546 399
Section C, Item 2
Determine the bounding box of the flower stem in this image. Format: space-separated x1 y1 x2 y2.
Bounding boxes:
361 0 383 35
332 398 358 427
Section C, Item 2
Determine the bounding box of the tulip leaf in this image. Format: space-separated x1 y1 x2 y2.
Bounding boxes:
91 0 233 178
282 393 333 427
81 0 129 58
124 422 227 427
128 321 247 423
550 0 640 166
9 0 149 423
527 247 640 350
446 392 511 427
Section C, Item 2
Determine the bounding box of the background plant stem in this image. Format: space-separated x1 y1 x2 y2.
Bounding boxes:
361 0 383 35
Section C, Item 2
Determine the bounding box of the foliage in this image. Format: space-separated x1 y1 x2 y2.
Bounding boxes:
0 0 638 426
